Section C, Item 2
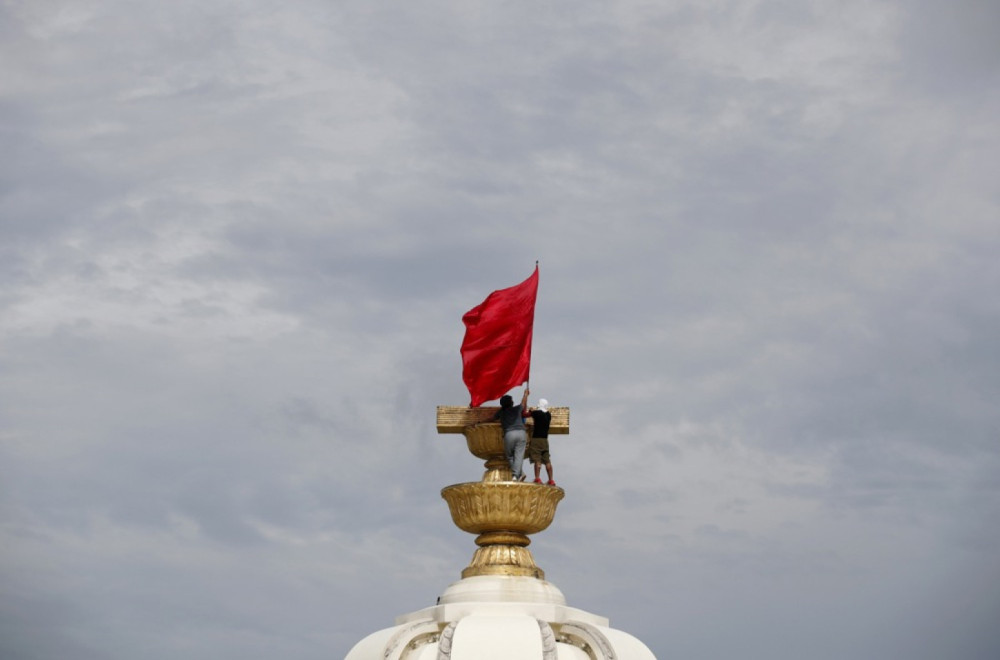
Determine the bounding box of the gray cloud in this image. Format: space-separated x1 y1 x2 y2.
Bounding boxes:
2 1 999 659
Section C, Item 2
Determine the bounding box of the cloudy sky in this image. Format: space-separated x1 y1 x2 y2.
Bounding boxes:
2 1 999 659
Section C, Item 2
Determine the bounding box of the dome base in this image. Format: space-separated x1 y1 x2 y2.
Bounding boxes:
345 576 656 660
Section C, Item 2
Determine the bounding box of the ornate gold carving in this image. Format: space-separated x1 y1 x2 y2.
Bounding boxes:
436 406 570 434
475 531 530 547
442 482 564 535
439 420 567 580
462 423 512 482
462 423 507 461
462 545 545 579
442 479 564 579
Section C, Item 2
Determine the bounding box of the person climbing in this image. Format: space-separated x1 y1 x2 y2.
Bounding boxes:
527 398 555 485
493 388 530 481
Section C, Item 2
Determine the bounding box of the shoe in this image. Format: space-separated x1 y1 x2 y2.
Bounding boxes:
518 473 526 482
533 478 543 484
547 480 556 486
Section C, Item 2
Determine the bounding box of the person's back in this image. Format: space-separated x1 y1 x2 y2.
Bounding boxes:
497 405 527 431
527 398 555 486
529 409 551 438
493 390 530 481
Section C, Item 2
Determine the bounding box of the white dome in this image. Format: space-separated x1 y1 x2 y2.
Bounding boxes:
345 576 656 660
345 409 657 658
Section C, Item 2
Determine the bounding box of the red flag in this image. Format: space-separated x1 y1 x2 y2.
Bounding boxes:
461 266 539 407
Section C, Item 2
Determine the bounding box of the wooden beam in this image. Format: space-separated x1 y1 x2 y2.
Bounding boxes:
436 406 570 434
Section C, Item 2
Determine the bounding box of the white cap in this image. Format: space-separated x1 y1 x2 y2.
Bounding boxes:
538 398 549 412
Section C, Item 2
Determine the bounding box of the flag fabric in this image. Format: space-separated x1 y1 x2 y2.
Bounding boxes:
461 266 539 407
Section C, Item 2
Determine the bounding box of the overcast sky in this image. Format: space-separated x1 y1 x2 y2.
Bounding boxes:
2 1 999 659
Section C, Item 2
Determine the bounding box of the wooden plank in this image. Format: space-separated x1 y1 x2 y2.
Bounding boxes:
436 406 570 434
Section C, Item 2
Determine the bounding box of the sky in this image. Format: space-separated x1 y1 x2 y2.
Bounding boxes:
1 1 999 659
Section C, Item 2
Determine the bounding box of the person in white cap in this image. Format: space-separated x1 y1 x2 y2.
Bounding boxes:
527 398 555 485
